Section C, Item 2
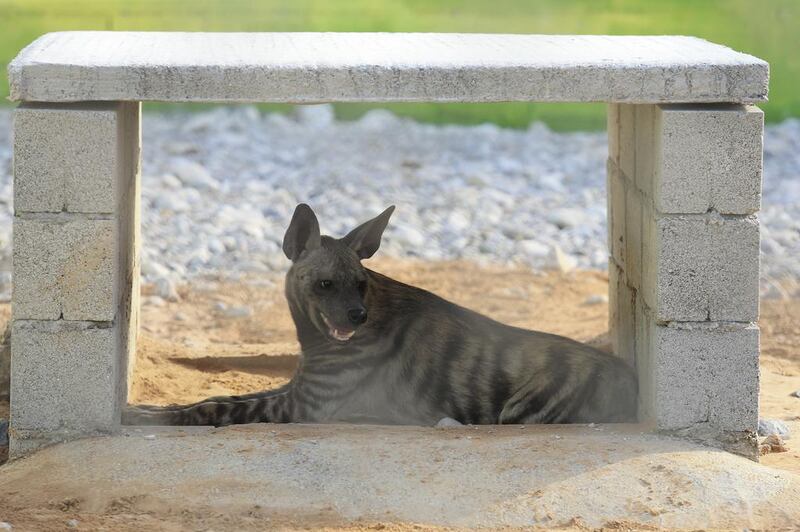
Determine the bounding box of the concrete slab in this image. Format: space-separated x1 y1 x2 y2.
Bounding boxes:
8 32 768 103
0 424 798 529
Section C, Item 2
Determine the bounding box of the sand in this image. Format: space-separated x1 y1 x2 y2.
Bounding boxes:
1 259 799 529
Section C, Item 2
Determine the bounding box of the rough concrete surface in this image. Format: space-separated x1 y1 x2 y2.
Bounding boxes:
642 211 760 322
650 321 760 432
655 104 763 214
10 320 119 434
13 103 121 214
12 217 116 321
1 424 798 529
8 32 768 103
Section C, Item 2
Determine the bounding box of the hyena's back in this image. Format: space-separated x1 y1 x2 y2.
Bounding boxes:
395 286 638 426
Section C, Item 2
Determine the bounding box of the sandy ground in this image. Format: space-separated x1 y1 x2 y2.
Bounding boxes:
1 259 799 529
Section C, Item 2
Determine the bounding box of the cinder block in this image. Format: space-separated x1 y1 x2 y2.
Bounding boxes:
624 185 643 289
0 324 8 401
607 159 626 269
641 209 759 322
14 102 123 214
653 104 763 214
649 320 759 432
609 260 636 368
10 320 121 432
633 104 655 199
607 104 620 164
618 104 636 180
13 217 116 321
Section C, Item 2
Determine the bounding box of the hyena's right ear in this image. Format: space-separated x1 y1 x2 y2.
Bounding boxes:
283 203 321 261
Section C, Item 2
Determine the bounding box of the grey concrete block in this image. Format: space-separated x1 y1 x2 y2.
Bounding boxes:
8 33 768 103
609 260 636 368
607 159 627 270
653 104 763 214
633 104 656 199
618 104 636 180
0 324 8 401
649 320 759 432
641 210 760 322
10 320 121 432
624 184 643 290
14 103 124 214
13 217 116 321
607 104 620 164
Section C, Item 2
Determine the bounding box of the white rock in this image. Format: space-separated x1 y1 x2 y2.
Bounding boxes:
584 294 608 305
161 173 183 189
0 522 12 530
170 159 220 190
143 296 165 307
223 305 253 318
547 208 586 229
758 419 791 439
435 417 463 428
153 276 180 301
394 225 426 248
518 239 550 258
550 246 578 273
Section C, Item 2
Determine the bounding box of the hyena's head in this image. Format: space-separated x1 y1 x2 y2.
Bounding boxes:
282 203 395 343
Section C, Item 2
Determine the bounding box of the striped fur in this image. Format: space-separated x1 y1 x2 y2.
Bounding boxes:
124 205 637 427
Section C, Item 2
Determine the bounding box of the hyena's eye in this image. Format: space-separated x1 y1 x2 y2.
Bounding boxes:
318 280 334 290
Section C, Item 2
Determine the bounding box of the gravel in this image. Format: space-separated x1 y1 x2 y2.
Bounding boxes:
0 106 798 290
758 418 791 439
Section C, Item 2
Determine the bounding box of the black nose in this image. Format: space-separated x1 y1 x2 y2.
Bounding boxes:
347 307 368 325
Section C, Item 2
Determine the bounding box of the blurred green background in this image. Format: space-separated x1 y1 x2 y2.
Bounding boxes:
1 0 797 130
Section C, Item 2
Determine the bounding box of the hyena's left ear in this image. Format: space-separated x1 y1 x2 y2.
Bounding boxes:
342 206 395 259
283 203 321 261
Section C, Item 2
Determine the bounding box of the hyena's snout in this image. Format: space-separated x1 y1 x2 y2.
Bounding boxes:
347 306 368 325
321 303 367 342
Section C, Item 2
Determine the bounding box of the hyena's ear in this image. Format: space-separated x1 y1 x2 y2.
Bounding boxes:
342 206 395 259
283 203 321 261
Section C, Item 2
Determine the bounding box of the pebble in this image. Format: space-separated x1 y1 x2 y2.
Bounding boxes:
153 276 180 301
66 519 79 528
0 109 797 284
790 389 800 399
435 417 464 428
758 418 791 439
551 245 578 273
143 296 165 307
584 294 609 305
760 434 789 455
144 434 156 440
223 305 253 318
0 522 11 530
169 158 220 190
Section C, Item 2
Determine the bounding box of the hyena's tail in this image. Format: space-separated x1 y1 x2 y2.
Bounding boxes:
122 386 293 427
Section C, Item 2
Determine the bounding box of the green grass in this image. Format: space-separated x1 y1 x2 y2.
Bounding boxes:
1 0 798 130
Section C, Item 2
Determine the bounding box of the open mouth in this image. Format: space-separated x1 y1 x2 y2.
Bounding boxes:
321 313 355 342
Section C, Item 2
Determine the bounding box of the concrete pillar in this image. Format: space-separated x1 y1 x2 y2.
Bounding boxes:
10 102 140 457
607 103 763 457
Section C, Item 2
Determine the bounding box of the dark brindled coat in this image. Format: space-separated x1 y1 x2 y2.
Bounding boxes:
125 205 637 427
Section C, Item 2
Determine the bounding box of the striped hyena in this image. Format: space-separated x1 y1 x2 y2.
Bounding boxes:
124 204 637 427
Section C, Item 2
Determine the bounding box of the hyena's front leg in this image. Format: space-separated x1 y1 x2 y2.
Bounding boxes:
122 386 295 427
